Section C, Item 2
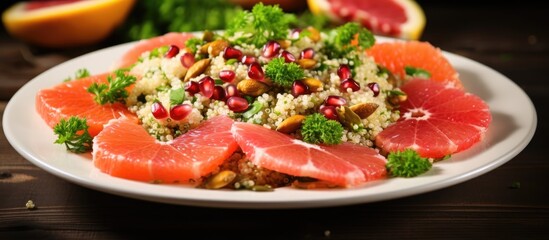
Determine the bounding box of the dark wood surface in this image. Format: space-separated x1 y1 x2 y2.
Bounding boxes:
1 1 548 239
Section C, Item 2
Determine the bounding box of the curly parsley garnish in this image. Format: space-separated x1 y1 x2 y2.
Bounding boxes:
53 117 93 153
87 70 136 105
301 113 344 145
265 58 305 87
325 22 375 58
386 149 432 177
64 68 90 82
225 3 296 47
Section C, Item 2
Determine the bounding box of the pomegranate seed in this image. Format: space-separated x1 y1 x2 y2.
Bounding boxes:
241 55 256 65
151 101 168 119
225 84 240 98
278 50 296 63
164 45 179 58
211 85 226 101
325 95 347 107
368 82 380 97
185 81 200 95
262 40 281 58
226 96 249 112
180 52 195 68
337 64 352 80
319 105 338 121
170 104 193 120
219 70 236 82
291 80 310 97
340 78 360 92
290 28 302 39
248 62 264 81
199 76 215 98
223 46 243 60
300 48 315 59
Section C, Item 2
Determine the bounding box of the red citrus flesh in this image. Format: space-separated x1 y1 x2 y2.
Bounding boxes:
231 122 387 187
35 73 134 137
93 115 239 183
375 79 491 158
366 41 463 89
113 32 195 69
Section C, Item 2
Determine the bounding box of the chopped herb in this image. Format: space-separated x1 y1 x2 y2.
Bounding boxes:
225 58 238 65
53 117 93 153
184 37 205 53
149 46 169 58
265 58 305 87
405 66 431 79
386 149 432 177
301 113 344 145
225 3 296 47
64 68 91 81
87 69 136 105
169 88 186 105
242 101 264 119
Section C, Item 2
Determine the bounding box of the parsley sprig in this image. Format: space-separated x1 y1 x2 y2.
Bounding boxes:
325 22 375 58
53 117 93 153
301 113 344 145
265 58 305 87
386 149 432 177
225 3 296 47
87 70 136 105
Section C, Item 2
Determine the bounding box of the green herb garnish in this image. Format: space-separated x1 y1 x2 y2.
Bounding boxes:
265 58 305 87
225 3 296 47
325 22 375 58
53 117 93 153
386 149 432 177
405 66 431 79
169 88 186 105
184 37 205 54
301 113 343 145
64 68 91 81
87 70 136 105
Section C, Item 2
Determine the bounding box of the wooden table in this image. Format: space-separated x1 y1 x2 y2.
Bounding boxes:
1 1 547 239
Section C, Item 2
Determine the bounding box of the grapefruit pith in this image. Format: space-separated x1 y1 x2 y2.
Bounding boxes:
307 0 426 40
93 115 239 183
375 79 491 159
113 32 196 70
2 0 135 48
231 122 387 187
366 40 463 89
35 73 134 137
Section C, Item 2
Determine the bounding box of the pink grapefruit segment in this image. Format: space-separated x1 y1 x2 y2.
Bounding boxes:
35 73 134 137
92 115 239 183
113 32 195 69
375 79 491 158
231 122 387 187
366 40 463 89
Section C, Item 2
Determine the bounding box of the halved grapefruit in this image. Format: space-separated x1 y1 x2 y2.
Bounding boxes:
2 0 135 48
231 122 387 187
375 79 492 159
113 32 196 69
307 0 426 40
35 73 134 137
366 40 463 89
93 115 239 183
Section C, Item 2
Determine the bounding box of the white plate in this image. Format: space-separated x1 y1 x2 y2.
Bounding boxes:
3 38 537 209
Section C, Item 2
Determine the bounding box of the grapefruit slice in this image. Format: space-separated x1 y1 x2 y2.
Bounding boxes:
375 79 492 159
93 115 239 183
231 122 387 187
113 32 195 69
366 40 463 89
36 73 134 137
307 0 426 40
2 0 135 48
